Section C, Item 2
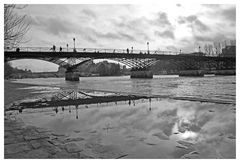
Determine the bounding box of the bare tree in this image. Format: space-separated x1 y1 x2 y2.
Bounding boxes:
4 4 31 48
213 42 222 56
230 40 236 46
208 44 213 56
204 44 215 56
204 44 209 55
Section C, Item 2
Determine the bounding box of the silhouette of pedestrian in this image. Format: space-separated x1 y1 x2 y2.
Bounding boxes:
55 107 58 113
16 47 20 52
53 45 56 52
131 47 133 53
127 48 129 54
59 46 62 52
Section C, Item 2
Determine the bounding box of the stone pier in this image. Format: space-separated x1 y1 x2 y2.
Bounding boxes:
130 70 153 79
214 70 236 76
179 70 204 77
65 71 79 81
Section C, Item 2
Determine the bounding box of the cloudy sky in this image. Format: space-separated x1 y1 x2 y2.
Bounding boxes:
11 4 236 72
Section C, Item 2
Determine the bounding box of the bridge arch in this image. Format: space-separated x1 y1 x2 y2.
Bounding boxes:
5 57 93 70
6 57 160 72
92 58 158 69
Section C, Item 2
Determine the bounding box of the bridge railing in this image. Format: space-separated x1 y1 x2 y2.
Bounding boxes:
5 46 181 55
4 47 54 52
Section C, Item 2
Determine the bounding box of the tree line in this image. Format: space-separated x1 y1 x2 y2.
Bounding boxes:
203 40 236 56
76 60 124 76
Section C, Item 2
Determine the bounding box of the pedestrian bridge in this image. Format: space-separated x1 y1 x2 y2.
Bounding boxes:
5 47 235 80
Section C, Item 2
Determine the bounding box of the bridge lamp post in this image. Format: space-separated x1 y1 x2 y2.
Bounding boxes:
73 38 76 51
67 44 68 52
147 42 149 54
198 46 201 69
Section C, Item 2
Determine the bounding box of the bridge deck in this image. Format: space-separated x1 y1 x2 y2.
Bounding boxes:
4 47 235 65
5 51 234 61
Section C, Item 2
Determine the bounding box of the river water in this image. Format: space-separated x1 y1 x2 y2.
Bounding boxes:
14 75 235 103
12 75 236 158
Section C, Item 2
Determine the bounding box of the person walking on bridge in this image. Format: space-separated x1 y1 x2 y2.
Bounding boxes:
52 45 56 52
59 46 62 52
127 48 129 54
16 47 20 52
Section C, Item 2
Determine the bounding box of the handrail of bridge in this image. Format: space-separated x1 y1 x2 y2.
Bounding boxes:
4 46 181 55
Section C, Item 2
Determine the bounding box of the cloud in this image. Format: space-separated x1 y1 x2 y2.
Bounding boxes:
110 12 173 43
166 45 178 51
82 34 97 43
155 30 175 39
185 15 197 22
194 19 210 32
178 15 210 32
201 4 222 9
45 18 72 35
176 4 181 7
96 32 121 40
32 16 78 36
81 9 97 19
202 5 236 26
177 15 196 24
151 12 171 27
194 33 229 42
87 27 137 42
177 18 186 24
220 7 236 22
32 14 137 43
119 32 136 41
109 16 152 42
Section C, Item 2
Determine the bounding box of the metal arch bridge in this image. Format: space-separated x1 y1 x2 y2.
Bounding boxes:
4 46 235 70
4 47 165 69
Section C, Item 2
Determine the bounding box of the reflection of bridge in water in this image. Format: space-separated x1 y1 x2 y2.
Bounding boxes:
7 88 234 118
5 47 235 80
6 89 153 118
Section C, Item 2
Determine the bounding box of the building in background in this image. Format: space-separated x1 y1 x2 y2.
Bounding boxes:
221 45 236 57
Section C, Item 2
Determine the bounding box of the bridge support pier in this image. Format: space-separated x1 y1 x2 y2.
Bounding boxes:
214 69 236 76
130 70 153 79
179 70 204 77
65 71 79 81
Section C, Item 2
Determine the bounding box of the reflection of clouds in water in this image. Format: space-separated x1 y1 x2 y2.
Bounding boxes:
194 109 235 150
45 116 79 134
149 109 178 136
80 102 179 136
176 103 216 134
173 102 235 158
194 137 235 158
180 131 197 139
19 99 235 158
